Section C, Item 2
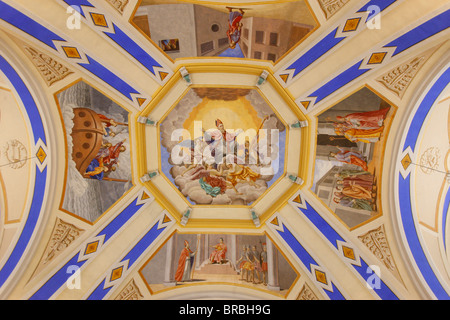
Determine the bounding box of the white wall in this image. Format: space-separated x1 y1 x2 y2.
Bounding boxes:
139 4 198 59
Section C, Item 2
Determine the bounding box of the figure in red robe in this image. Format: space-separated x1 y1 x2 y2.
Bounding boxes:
335 108 389 129
336 174 375 191
96 140 126 168
85 141 126 179
175 240 196 282
209 237 227 264
98 114 118 128
329 147 368 171
226 7 245 49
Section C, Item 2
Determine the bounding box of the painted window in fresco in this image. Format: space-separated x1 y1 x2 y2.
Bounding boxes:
312 87 395 228
132 1 317 62
57 81 132 223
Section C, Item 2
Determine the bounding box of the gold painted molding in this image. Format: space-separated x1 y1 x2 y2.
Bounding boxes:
135 62 310 229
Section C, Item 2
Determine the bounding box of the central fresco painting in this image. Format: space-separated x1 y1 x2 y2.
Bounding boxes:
160 87 286 206
132 0 317 62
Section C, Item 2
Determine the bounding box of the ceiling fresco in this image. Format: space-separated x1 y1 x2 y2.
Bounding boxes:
57 80 133 223
140 232 298 297
159 87 286 206
131 0 318 62
312 86 395 229
0 0 449 303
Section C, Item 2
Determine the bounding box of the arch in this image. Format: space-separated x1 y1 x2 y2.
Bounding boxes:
0 38 57 298
389 52 450 299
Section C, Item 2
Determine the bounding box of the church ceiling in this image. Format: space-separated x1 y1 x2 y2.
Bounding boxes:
0 0 449 302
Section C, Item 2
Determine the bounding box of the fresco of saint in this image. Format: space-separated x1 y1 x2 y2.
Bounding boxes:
226 7 245 49
209 238 227 264
175 240 197 282
160 88 285 206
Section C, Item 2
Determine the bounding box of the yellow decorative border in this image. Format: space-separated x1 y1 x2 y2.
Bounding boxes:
135 63 310 228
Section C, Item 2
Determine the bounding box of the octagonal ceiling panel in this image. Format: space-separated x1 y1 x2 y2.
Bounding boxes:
57 80 133 223
159 86 286 206
131 0 318 62
138 66 306 226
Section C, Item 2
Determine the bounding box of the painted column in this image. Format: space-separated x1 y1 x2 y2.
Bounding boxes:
195 234 202 270
163 233 178 286
231 234 237 267
266 236 280 291
204 234 209 263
